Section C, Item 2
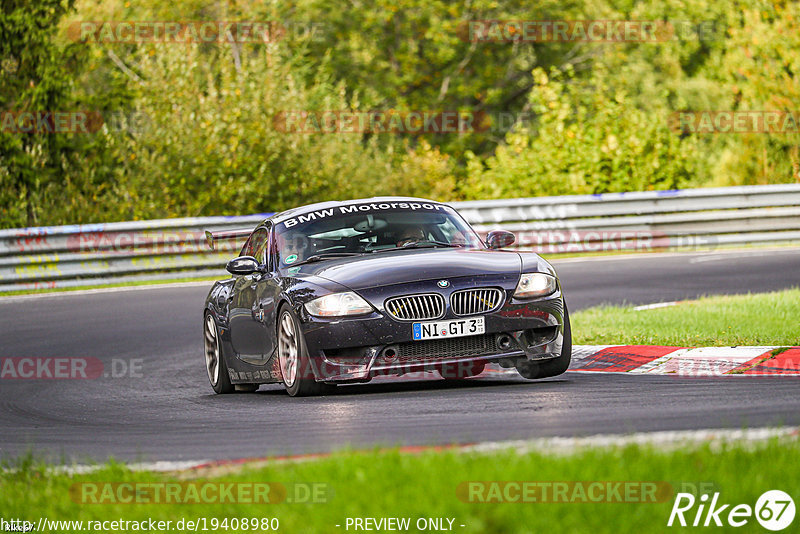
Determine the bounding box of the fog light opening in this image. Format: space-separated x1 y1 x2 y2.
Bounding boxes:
382 346 398 362
496 334 513 351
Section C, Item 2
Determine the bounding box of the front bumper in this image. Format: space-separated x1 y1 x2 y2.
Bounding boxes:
298 290 566 382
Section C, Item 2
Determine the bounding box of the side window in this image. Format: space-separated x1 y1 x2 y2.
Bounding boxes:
252 227 271 266
239 235 253 257
265 227 278 271
241 228 268 263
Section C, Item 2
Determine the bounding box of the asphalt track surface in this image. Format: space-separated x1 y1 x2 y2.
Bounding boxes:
1 248 799 463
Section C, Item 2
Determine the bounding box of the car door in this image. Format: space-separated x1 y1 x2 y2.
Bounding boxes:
229 226 274 362
252 227 283 361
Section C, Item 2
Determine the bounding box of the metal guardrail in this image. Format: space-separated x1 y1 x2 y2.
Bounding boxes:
1 184 799 292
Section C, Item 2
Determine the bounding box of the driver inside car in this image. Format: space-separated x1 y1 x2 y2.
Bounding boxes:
396 226 426 247
278 233 307 264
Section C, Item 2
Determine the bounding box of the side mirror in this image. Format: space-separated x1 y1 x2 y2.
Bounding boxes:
226 256 260 275
486 230 516 250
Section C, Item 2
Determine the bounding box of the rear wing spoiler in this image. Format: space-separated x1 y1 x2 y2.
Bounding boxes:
204 228 253 250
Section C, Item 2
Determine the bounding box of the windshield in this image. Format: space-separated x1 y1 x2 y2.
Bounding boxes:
274 202 484 267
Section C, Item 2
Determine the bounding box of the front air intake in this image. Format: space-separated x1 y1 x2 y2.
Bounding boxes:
450 288 504 316
384 294 445 321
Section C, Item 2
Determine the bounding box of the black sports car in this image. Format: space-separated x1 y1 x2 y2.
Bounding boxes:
203 198 571 396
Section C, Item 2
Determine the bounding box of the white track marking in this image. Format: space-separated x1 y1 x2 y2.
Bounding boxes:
632 301 680 311
465 426 799 455
569 345 790 375
651 346 776 376
36 426 800 475
628 352 683 374
551 252 697 264
689 248 800 263
551 246 800 264
46 460 213 475
569 345 615 367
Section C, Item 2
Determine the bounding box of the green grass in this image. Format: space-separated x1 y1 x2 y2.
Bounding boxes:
2 439 798 533
572 289 800 346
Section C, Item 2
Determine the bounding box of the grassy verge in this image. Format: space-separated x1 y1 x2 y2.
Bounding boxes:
572 289 800 346
0 277 222 297
2 439 798 533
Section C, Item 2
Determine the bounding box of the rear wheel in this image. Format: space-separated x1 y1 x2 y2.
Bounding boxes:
204 313 234 394
437 361 486 380
516 305 572 379
277 307 330 397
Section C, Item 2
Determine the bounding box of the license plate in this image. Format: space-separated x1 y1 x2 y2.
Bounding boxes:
412 317 485 341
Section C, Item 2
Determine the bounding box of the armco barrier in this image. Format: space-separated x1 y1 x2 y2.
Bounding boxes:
1 184 799 292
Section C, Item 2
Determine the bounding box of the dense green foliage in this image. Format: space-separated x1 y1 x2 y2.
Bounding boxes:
1 0 799 227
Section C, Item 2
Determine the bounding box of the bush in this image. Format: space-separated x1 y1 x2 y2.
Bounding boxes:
463 66 707 199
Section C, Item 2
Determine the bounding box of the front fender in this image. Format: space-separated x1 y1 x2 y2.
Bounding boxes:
204 279 235 327
518 252 556 276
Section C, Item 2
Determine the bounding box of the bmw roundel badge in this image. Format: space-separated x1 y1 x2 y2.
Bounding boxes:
437 280 450 288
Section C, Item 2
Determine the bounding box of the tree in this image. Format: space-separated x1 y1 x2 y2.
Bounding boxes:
0 0 80 226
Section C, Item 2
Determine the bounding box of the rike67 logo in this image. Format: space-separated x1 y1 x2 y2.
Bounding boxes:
668 490 795 530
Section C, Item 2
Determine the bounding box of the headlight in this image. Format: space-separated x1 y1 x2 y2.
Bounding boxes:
514 273 557 298
305 292 373 317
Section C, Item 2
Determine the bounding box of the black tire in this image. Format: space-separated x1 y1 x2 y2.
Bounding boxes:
277 306 330 397
437 361 486 380
204 312 235 394
516 304 572 379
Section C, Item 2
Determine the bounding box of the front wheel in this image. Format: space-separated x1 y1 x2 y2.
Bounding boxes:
516 304 572 379
204 313 234 394
277 307 330 397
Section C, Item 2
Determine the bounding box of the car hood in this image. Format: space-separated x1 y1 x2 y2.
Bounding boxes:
283 248 524 291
